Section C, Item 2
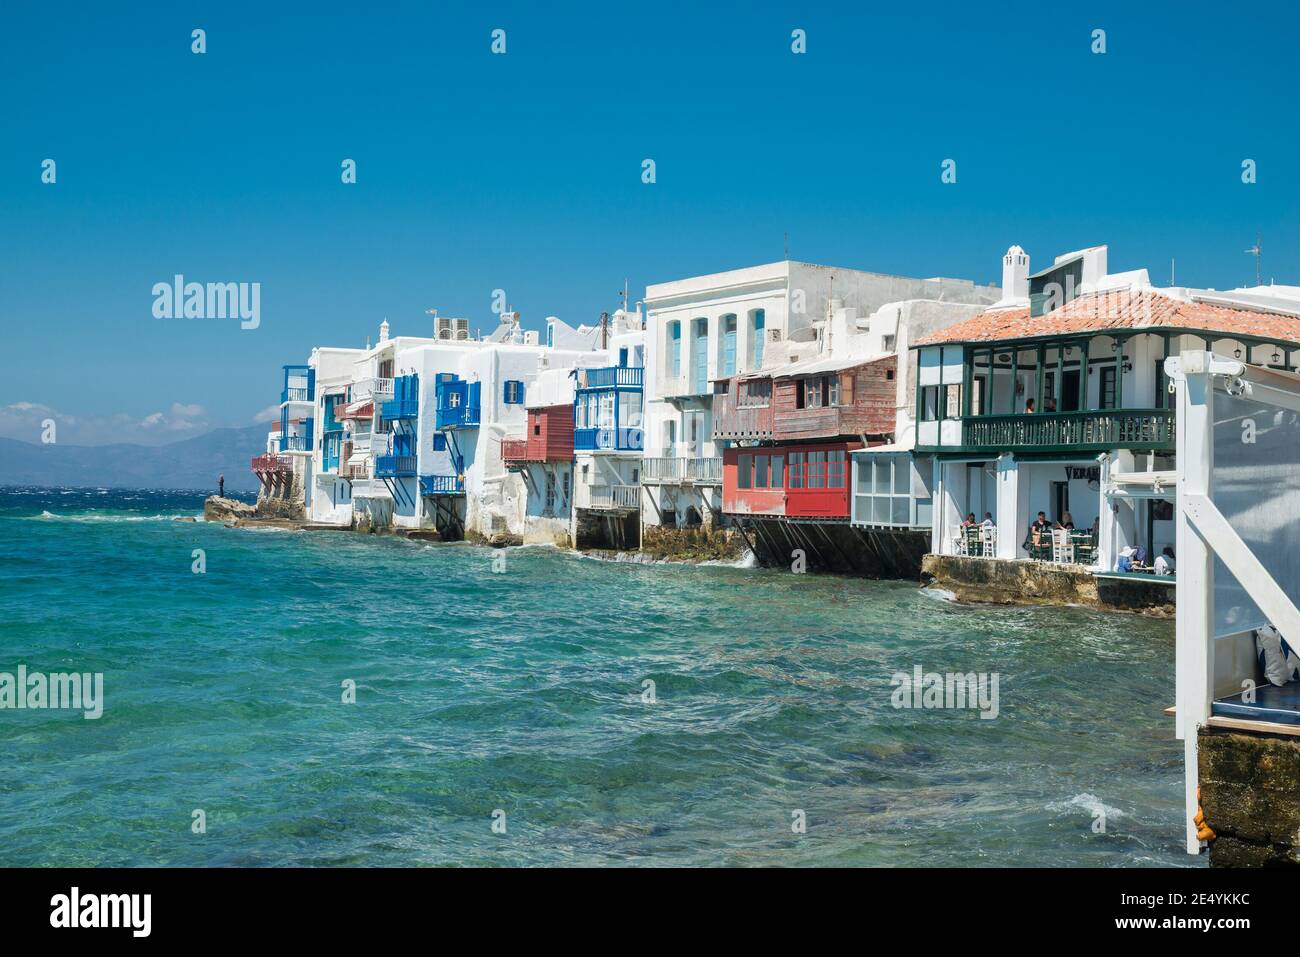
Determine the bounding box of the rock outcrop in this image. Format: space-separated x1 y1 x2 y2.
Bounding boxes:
203 496 258 524
1200 728 1300 866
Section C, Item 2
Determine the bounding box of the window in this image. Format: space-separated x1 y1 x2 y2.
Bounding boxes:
740 379 771 407
971 375 986 415
433 434 446 451
1154 360 1169 409
827 375 841 407
562 470 570 502
1099 366 1118 409
738 454 753 489
882 334 896 353
805 378 824 408
754 455 769 488
770 455 784 489
788 452 804 489
920 385 940 421
852 454 932 529
544 471 556 515
669 322 682 378
945 384 962 419
533 420 541 436
828 450 846 488
808 451 827 488
721 314 738 377
618 347 628 367
546 322 555 348
504 380 525 404
751 309 766 368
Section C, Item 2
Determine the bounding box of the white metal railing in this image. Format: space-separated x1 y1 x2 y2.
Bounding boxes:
588 484 640 510
641 456 722 484
353 377 394 402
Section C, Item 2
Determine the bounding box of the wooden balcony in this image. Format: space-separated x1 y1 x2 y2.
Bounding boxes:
501 438 529 468
712 379 773 442
250 453 290 474
587 484 640 511
957 409 1175 453
375 454 417 477
575 366 643 390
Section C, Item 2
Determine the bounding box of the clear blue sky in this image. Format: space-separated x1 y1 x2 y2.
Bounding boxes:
1 0 1296 444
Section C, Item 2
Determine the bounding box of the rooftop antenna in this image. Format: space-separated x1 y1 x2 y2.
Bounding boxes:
599 310 610 351
1245 232 1262 287
619 279 629 312
1170 258 1175 286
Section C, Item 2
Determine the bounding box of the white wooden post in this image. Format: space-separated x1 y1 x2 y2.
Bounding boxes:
1173 351 1215 855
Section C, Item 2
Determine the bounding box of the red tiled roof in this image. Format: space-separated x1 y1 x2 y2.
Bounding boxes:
915 290 1300 347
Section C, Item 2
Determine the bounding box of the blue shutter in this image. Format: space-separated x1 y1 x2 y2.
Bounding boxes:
723 316 737 376
752 310 765 367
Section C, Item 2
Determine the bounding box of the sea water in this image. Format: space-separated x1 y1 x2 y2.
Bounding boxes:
0 487 1195 866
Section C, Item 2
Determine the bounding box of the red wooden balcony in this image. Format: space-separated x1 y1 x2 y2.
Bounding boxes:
501 438 529 468
503 405 574 468
250 453 291 474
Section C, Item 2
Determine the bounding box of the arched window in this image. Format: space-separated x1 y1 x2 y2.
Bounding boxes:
721 314 737 377
750 309 766 368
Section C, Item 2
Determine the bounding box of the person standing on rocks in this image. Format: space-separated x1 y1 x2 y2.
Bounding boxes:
218 474 225 497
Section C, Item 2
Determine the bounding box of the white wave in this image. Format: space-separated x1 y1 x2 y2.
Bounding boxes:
920 586 957 602
29 511 182 523
1047 792 1125 821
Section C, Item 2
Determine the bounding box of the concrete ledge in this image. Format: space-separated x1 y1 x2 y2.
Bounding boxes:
920 553 1174 616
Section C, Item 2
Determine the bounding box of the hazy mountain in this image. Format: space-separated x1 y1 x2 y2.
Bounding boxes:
0 424 271 492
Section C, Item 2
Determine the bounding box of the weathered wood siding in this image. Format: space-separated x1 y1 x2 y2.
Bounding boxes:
712 377 774 441
526 404 574 461
772 355 897 442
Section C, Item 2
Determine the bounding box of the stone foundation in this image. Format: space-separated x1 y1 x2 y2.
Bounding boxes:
204 496 258 523
254 485 305 521
639 525 744 563
1199 727 1300 866
920 554 1175 616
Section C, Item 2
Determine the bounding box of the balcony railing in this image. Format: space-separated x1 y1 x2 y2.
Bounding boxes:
419 474 465 495
279 434 312 453
958 409 1175 452
641 456 722 484
589 484 640 510
380 397 419 420
375 454 417 477
353 377 394 402
281 387 312 404
574 427 643 452
501 438 528 466
250 453 290 473
576 366 643 390
436 404 481 430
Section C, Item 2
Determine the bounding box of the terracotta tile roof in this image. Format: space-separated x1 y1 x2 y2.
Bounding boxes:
915 290 1300 347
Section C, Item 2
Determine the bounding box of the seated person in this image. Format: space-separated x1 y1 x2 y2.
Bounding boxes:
1057 511 1075 530
962 512 976 527
1116 545 1135 572
1024 511 1051 552
981 511 995 527
1154 547 1176 576
1024 398 1036 414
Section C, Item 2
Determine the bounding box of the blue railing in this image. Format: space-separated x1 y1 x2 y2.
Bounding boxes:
280 433 312 453
436 403 481 430
281 364 315 404
574 427 643 452
375 455 417 477
419 474 465 495
577 366 643 390
381 398 419 420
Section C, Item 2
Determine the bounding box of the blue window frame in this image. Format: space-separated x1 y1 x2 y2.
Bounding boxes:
433 433 447 451
722 314 737 377
751 309 765 368
504 380 525 404
618 347 628 367
692 318 708 393
669 322 681 378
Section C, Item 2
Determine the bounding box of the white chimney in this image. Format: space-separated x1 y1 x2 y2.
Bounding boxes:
1001 245 1029 303
378 319 390 343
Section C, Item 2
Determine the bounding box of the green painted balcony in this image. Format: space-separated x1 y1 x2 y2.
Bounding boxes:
958 409 1174 453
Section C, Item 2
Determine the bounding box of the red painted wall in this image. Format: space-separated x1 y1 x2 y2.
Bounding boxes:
722 440 862 519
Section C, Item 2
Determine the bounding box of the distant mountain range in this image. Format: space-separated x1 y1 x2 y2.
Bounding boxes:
0 424 270 492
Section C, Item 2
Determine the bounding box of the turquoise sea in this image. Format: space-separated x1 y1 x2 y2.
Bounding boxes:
0 487 1194 866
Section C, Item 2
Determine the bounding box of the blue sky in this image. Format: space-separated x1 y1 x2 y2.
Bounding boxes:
1 0 1296 444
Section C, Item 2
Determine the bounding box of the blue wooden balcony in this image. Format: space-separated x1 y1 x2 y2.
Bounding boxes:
375 454 417 477
435 375 482 430
380 374 420 420
576 366 643 391
574 427 643 452
419 474 465 496
281 364 315 404
279 433 312 453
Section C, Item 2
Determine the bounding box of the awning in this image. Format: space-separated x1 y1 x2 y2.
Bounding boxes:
341 400 374 418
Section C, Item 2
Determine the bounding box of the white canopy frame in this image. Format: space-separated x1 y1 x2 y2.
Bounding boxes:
1169 351 1300 854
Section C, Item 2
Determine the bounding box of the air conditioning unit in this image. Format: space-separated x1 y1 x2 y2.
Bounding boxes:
453 317 470 340
435 316 454 340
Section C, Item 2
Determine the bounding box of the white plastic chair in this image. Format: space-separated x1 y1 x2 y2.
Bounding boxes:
981 525 997 558
1051 527 1073 564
